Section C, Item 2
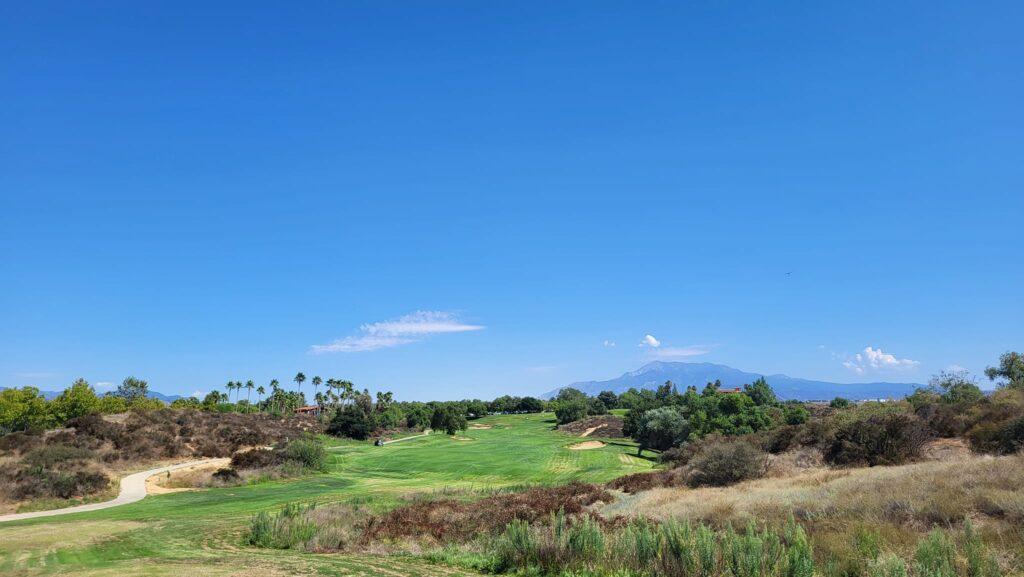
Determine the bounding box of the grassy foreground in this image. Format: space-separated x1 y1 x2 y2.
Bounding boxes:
0 413 653 576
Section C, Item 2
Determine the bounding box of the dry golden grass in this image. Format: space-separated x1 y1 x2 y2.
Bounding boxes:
601 453 1023 527
598 452 1024 572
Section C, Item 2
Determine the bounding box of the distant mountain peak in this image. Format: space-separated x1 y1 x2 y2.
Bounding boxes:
546 361 923 401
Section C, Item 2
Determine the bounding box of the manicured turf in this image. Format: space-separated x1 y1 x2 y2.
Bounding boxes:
0 413 654 576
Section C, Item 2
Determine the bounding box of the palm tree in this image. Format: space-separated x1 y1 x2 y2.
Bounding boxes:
256 385 265 412
270 379 280 414
245 380 255 412
312 375 322 401
294 372 306 397
224 381 233 404
324 378 336 408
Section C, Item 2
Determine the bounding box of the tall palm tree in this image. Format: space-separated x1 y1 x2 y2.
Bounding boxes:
224 381 233 404
245 380 255 412
312 375 322 401
256 385 265 412
294 372 306 396
270 379 280 414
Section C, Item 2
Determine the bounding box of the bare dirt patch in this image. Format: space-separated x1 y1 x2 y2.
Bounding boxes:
558 415 624 438
468 424 492 430
922 437 971 461
147 458 231 494
567 441 606 450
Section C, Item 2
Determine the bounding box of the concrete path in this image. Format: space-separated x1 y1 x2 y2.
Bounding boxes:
0 458 220 524
382 429 432 445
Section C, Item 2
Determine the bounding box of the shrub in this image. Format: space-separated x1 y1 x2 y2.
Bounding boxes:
555 401 589 425
231 448 284 470
283 437 327 472
825 413 930 467
212 468 241 483
688 440 767 487
22 445 94 468
830 397 852 409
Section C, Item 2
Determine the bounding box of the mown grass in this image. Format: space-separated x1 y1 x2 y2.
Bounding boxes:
0 413 652 576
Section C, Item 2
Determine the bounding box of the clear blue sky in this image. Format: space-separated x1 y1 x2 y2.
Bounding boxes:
2 2 1021 400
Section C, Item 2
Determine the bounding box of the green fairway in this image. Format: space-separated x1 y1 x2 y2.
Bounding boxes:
0 414 653 576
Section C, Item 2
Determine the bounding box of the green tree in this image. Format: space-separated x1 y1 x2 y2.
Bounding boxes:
518 396 545 413
985 351 1024 390
311 375 322 401
98 394 128 413
555 400 589 425
597 390 619 410
294 372 306 395
635 406 690 452
326 404 377 440
244 380 255 412
49 378 100 424
556 387 587 403
115 376 149 404
0 387 52 433
930 369 984 404
256 385 265 412
743 377 778 406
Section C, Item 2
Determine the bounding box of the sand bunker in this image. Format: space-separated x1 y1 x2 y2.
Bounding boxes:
450 436 474 441
147 458 230 494
567 441 606 450
468 424 492 430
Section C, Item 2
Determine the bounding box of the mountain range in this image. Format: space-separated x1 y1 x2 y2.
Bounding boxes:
542 361 925 401
2 387 183 403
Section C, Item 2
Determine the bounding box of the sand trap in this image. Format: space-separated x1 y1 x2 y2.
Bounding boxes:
468 424 492 430
146 458 230 494
580 426 599 437
567 441 606 450
450 436 474 441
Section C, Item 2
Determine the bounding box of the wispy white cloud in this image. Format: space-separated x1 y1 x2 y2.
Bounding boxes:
640 334 661 348
603 340 616 347
95 381 114 389
842 346 920 374
191 390 207 398
310 311 484 354
945 364 967 373
652 345 711 358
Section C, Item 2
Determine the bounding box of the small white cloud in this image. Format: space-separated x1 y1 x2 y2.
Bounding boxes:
191 390 207 398
640 334 661 348
818 345 826 350
842 346 919 374
95 381 114 389
603 340 616 347
945 364 967 373
310 310 484 354
652 345 711 358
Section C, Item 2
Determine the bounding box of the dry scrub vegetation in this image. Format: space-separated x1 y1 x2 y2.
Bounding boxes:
0 408 321 510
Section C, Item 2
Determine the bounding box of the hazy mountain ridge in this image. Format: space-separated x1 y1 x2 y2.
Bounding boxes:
1 387 183 403
543 361 924 401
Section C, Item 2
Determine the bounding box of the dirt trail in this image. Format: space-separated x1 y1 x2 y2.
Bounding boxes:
579 426 599 437
0 458 223 524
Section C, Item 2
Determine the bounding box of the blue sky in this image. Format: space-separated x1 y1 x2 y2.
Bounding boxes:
1 2 1021 400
